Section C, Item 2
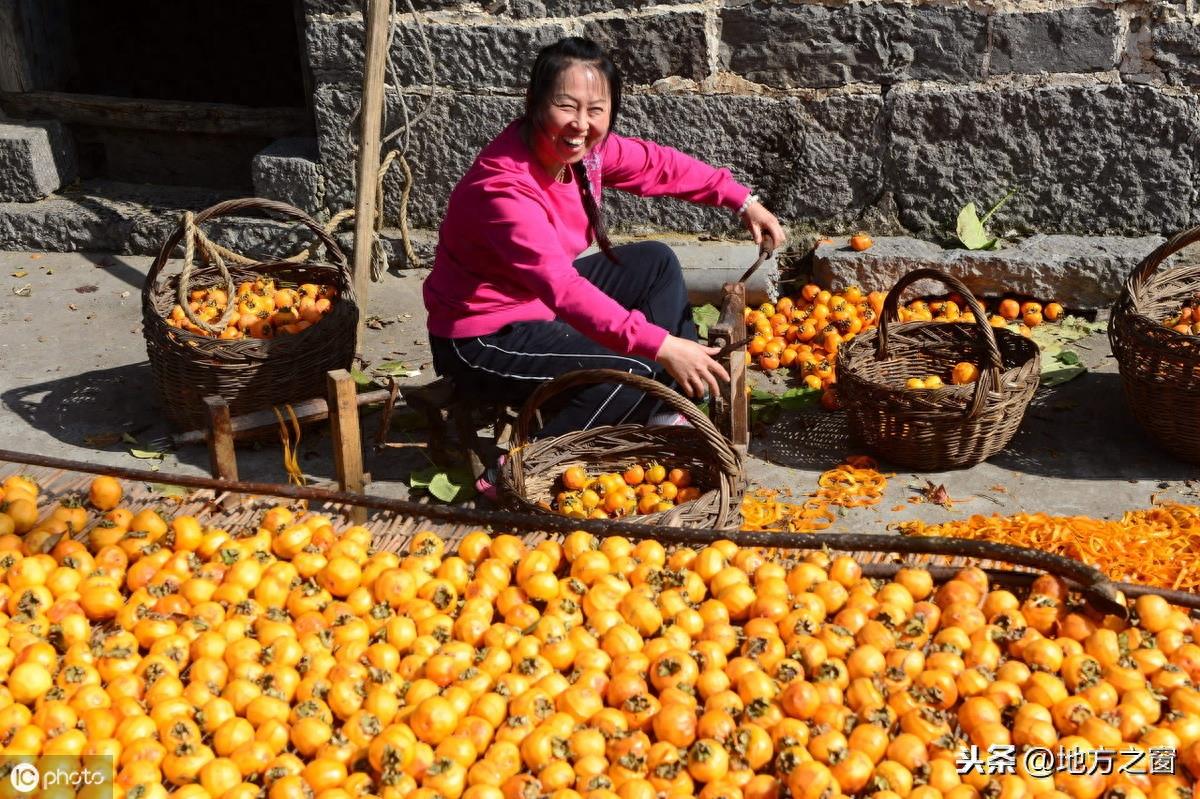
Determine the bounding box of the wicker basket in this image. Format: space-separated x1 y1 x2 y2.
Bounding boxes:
142 198 359 431
1110 227 1200 464
499 369 744 530
836 268 1041 470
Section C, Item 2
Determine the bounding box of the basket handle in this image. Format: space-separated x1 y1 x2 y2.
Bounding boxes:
1128 226 1200 298
143 198 351 319
507 368 740 500
877 267 1003 421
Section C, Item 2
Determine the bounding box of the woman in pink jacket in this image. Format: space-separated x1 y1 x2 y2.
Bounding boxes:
425 37 786 497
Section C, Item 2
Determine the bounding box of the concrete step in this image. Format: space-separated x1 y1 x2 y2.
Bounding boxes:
814 234 1167 310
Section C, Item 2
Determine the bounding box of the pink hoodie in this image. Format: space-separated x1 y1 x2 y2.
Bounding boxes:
423 120 751 360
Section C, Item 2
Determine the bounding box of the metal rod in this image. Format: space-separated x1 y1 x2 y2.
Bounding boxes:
0 447 1139 616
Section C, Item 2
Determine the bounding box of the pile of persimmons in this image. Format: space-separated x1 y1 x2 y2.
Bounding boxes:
165 279 338 340
1 471 1199 799
745 286 1064 408
546 464 702 519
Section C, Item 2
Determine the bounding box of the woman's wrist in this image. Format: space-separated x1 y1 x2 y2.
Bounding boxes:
736 192 760 216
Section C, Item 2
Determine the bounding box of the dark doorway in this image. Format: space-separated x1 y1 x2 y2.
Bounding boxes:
0 0 313 190
64 1 308 108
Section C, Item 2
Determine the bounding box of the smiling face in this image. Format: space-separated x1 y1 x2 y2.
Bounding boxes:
528 60 612 181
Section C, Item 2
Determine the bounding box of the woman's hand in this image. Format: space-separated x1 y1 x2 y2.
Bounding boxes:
742 200 787 251
655 335 730 400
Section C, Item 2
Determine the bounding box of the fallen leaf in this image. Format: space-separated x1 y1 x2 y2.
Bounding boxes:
374 360 410 377
121 432 139 444
74 285 98 294
891 504 907 512
147 483 188 498
29 254 41 260
12 284 31 297
68 303 78 311
692 304 720 339
10 271 26 278
913 480 954 508
129 448 164 460
990 485 1008 493
83 432 122 447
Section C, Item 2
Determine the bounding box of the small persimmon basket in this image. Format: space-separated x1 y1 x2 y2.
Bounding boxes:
498 369 745 530
835 268 1041 471
142 198 359 430
1110 226 1200 464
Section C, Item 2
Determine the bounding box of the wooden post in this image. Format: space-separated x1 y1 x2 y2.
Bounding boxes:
350 0 392 352
205 396 240 507
328 370 367 524
723 282 749 456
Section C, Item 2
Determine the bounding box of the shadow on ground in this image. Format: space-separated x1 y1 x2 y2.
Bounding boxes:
754 371 1196 481
1 362 165 447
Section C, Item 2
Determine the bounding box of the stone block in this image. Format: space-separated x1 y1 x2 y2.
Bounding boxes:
315 83 524 225
1152 22 1200 86
307 16 569 90
605 92 884 234
315 84 886 235
720 2 986 89
582 12 709 84
252 138 326 217
303 0 453 16
540 0 694 15
990 9 1119 75
886 84 1198 237
0 121 77 202
812 234 1161 309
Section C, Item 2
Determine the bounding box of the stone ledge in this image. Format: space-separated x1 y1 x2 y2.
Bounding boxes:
813 234 1165 309
0 121 77 202
0 180 437 267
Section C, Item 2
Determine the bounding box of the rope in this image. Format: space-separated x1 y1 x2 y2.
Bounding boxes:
273 404 306 487
341 0 437 275
175 150 410 283
176 212 238 335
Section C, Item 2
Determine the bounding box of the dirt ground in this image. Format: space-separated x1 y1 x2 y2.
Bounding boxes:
0 248 1195 535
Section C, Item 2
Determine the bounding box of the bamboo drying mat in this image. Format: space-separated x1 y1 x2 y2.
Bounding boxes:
0 458 1047 582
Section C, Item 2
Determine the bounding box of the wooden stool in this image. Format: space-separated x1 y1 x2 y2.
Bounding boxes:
387 376 519 480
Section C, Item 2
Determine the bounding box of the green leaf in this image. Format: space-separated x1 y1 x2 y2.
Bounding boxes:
956 203 997 251
1040 361 1087 388
374 360 410 377
129 448 164 460
1055 350 1082 366
350 366 373 387
147 483 188 498
429 472 472 503
776 387 822 412
749 388 777 402
979 186 1018 226
121 432 139 444
692 304 721 340
408 466 441 490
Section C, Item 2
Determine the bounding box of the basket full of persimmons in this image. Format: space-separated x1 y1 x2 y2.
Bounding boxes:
142 198 358 430
499 369 744 530
1110 225 1200 464
835 268 1040 470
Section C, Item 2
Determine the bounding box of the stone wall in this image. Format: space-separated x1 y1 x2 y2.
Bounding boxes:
300 0 1200 241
